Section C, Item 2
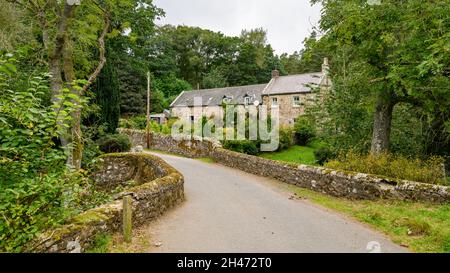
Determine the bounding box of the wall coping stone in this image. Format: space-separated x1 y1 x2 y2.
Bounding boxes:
118 129 449 204
30 153 184 253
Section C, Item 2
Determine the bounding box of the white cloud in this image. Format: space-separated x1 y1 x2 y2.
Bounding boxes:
153 0 322 55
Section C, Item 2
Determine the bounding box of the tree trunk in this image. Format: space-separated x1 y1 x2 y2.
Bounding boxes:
46 3 77 149
63 42 82 170
371 95 395 155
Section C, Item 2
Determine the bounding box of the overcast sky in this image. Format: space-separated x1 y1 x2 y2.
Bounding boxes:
153 0 322 56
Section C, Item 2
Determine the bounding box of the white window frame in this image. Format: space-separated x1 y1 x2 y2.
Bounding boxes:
244 97 251 106
271 97 278 108
293 96 301 107
223 96 232 104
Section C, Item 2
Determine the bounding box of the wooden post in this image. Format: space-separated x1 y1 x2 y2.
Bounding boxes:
146 71 151 149
122 196 132 243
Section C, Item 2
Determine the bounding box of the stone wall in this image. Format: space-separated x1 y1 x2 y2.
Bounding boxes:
118 129 450 204
118 128 220 158
210 148 450 204
31 153 184 253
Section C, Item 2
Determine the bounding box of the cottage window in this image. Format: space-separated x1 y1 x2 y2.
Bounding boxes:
293 96 301 107
271 97 278 107
244 97 251 106
223 96 232 104
190 116 195 123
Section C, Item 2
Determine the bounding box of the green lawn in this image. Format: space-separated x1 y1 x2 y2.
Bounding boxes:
260 145 318 165
289 185 450 253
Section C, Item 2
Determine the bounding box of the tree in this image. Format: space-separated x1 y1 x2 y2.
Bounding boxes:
202 67 228 89
312 0 450 155
93 45 120 134
10 0 162 169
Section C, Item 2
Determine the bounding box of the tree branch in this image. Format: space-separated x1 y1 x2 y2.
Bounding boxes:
81 11 110 94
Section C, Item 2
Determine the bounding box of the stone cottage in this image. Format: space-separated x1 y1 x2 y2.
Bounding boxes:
170 58 331 126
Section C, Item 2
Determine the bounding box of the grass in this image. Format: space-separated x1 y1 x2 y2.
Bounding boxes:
259 145 318 165
85 233 111 253
197 157 215 163
288 185 450 253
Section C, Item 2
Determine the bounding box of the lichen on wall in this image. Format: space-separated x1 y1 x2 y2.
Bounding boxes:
31 153 184 253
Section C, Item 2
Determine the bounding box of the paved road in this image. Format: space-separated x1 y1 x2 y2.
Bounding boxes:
145 152 408 253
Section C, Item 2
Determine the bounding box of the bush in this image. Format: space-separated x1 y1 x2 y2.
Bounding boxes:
278 127 295 151
294 117 316 146
325 151 446 184
119 115 147 130
223 140 259 155
97 134 132 153
314 147 335 165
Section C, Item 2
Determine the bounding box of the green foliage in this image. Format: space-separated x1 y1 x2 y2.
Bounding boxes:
85 233 111 253
0 1 33 52
0 174 67 252
223 140 259 156
202 67 228 89
119 115 172 135
126 115 147 130
97 134 132 153
278 127 295 151
0 56 76 183
294 117 316 146
153 74 192 100
93 47 120 134
326 151 446 185
291 186 450 253
0 55 114 251
310 0 450 157
314 147 335 166
280 31 329 74
260 145 318 166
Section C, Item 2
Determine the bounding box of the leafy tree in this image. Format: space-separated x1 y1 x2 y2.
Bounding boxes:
93 46 120 134
312 0 450 155
202 67 228 89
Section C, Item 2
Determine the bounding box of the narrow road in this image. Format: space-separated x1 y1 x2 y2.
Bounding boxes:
144 152 408 253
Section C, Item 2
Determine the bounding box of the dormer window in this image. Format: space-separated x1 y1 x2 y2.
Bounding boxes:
223 95 232 104
244 95 251 106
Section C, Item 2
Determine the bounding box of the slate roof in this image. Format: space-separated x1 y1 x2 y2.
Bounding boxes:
170 84 266 107
170 72 324 107
263 73 323 95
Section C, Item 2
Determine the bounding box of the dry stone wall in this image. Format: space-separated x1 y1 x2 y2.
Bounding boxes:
211 148 450 204
118 129 450 204
118 128 219 158
31 153 184 253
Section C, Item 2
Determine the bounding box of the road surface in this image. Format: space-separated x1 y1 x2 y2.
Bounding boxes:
144 152 408 253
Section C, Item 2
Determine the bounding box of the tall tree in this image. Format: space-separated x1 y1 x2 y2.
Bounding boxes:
93 45 120 134
12 0 161 169
312 0 450 155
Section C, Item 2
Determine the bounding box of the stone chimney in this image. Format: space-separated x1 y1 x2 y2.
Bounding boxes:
271 69 280 79
322 58 330 75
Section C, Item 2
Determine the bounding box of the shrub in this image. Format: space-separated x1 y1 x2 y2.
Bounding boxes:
278 127 295 151
223 140 259 155
294 117 316 146
119 115 147 130
325 151 446 184
118 118 135 129
97 134 131 153
314 147 335 165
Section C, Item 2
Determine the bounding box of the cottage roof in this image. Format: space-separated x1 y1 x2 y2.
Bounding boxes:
262 72 323 95
170 84 266 107
170 72 325 108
